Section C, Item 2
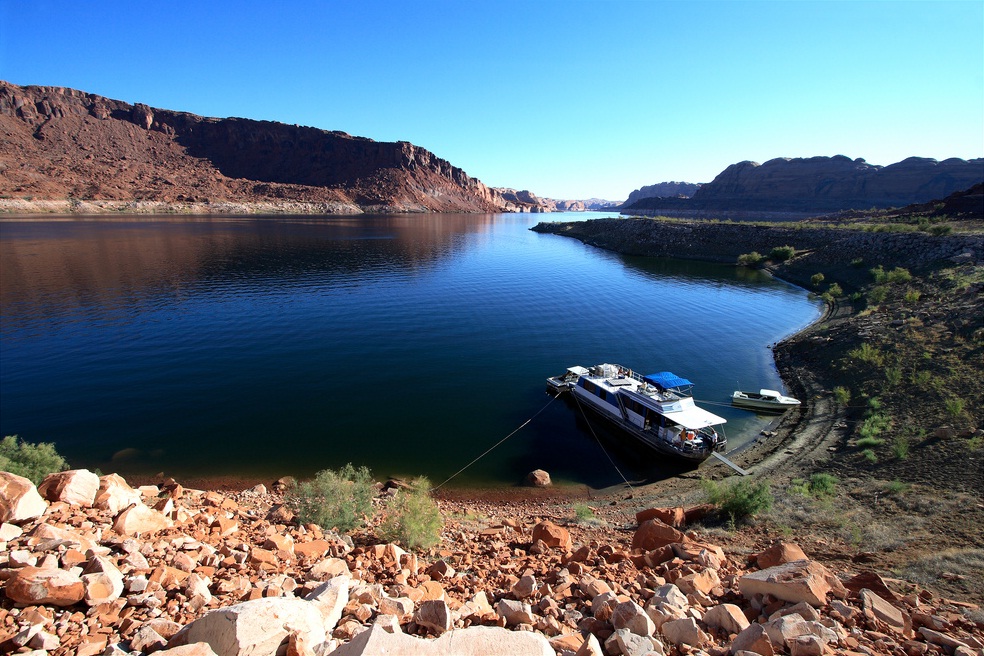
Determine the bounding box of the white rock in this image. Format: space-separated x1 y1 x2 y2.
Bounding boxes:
168 597 328 656
304 574 350 631
38 469 100 506
331 623 554 655
0 472 48 523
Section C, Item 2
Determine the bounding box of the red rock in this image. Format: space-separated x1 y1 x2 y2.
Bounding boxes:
731 623 775 655
635 506 685 527
6 566 85 606
756 542 809 569
531 521 571 551
0 472 48 523
526 469 552 487
631 518 685 552
38 469 100 507
739 560 847 607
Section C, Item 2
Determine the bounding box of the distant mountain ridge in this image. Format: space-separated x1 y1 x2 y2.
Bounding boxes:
494 188 620 212
0 81 520 214
622 181 700 207
624 155 983 215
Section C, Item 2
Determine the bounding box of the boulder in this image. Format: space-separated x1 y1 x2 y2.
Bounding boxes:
612 600 656 637
635 506 685 527
6 565 85 606
704 603 750 634
331 623 554 655
414 599 452 634
631 518 685 552
37 469 100 506
0 472 48 523
496 598 536 626
738 559 847 607
304 575 350 631
730 623 775 655
113 502 172 536
756 542 809 569
169 597 328 656
525 469 551 487
662 617 707 647
861 588 911 635
156 644 220 656
530 520 571 551
95 473 143 513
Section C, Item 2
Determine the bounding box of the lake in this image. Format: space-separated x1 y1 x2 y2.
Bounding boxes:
0 213 821 488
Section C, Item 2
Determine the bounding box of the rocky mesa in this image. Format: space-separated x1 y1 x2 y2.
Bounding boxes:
0 82 521 215
623 156 984 215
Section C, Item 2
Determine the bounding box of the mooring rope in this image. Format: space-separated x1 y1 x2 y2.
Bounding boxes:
570 391 635 492
431 391 562 492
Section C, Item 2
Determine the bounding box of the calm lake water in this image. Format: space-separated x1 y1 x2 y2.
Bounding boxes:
0 213 821 488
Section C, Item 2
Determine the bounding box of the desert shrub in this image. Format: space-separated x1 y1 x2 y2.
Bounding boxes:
703 478 773 523
810 273 825 288
377 477 443 551
857 436 885 448
849 342 885 367
850 258 865 268
904 289 922 304
945 397 965 421
737 252 764 267
887 267 912 283
574 503 596 522
0 435 68 484
769 245 796 262
861 448 878 463
927 224 952 236
885 366 901 387
288 463 375 532
807 473 838 497
833 386 851 406
891 436 910 459
867 285 889 304
826 282 843 297
885 479 909 495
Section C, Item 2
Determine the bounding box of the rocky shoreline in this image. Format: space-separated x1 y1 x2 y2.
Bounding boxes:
1 215 982 655
2 467 982 656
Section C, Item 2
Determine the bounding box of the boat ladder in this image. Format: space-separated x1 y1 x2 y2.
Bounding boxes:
710 451 750 476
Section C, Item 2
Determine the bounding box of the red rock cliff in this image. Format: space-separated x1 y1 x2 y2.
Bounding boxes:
0 81 509 213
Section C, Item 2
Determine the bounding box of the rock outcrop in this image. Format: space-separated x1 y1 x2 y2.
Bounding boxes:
1 471 982 656
0 81 507 214
622 181 701 207
622 155 984 215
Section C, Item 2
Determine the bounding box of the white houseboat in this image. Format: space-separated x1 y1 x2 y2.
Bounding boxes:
547 364 727 463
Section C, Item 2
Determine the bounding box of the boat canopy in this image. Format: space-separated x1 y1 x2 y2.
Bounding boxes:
663 397 727 429
644 371 693 390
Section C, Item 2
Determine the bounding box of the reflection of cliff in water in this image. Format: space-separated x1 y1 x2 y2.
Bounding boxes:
0 215 500 332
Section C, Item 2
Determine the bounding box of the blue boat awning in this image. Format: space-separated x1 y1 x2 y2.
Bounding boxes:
644 371 693 390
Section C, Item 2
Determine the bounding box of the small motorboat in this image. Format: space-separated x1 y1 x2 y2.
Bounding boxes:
731 389 801 412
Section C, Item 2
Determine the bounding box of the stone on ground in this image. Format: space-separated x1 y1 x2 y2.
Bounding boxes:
0 472 48 523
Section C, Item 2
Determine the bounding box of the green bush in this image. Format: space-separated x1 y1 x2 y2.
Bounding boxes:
574 503 596 522
833 386 851 405
849 342 885 367
288 463 375 532
0 435 69 484
861 448 878 463
867 285 889 305
702 478 773 523
769 245 796 262
826 283 843 297
377 477 443 551
810 273 825 288
891 436 910 460
806 473 838 497
737 252 764 267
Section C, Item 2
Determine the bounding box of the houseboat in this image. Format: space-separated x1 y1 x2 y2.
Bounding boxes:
547 364 727 463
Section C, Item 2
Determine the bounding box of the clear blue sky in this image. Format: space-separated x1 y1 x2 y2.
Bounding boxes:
2 1 982 201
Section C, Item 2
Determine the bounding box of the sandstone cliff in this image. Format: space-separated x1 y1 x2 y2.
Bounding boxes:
624 155 984 215
494 188 620 213
0 81 509 214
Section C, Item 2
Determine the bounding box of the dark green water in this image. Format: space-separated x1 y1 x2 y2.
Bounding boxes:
0 213 821 488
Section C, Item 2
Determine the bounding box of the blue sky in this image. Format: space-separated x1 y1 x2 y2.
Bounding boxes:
2 1 981 201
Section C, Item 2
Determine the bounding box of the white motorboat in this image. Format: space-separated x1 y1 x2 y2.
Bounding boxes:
547 364 727 462
731 389 801 412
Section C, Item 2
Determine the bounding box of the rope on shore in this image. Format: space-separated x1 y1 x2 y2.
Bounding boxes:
570 392 635 492
431 392 562 492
